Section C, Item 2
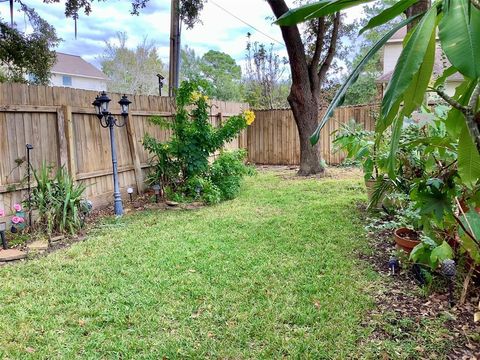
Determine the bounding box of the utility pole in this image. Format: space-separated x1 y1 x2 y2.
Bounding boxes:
169 0 181 96
9 0 14 27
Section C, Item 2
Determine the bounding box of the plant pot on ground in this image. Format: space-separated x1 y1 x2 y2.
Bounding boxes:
394 227 421 254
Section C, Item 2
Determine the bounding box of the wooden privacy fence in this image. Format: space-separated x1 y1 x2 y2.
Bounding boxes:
248 105 378 165
0 84 248 216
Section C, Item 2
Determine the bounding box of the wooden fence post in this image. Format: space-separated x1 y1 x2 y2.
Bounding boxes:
125 115 145 193
62 105 77 181
56 107 69 170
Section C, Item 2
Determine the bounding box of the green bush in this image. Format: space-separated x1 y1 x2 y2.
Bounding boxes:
143 80 255 204
209 150 254 201
30 163 87 235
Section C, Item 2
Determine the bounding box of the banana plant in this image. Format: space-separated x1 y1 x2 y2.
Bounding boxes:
275 0 480 186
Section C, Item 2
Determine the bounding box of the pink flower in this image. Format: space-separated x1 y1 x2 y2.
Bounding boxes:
13 204 22 212
11 216 22 225
0 209 4 217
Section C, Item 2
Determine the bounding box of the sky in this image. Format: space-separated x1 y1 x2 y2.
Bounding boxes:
0 0 363 70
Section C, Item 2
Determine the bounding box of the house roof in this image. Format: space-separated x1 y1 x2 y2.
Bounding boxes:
52 53 107 80
389 27 407 42
377 44 463 84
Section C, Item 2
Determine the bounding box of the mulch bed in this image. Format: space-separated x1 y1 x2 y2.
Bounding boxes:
358 204 480 359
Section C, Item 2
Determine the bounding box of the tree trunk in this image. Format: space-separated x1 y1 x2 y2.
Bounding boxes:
291 98 324 175
405 0 430 31
267 0 325 176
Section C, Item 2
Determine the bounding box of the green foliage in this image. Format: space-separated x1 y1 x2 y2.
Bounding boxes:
209 150 255 201
0 4 59 85
200 50 243 101
439 0 480 80
100 32 168 95
30 163 87 235
244 39 290 109
143 80 251 205
411 238 454 269
333 119 376 180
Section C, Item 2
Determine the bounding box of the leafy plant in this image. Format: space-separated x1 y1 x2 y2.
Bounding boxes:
143 80 254 204
209 150 255 201
333 119 377 180
30 163 87 235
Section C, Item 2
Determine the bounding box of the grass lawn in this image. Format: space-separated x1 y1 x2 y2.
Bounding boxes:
1 170 379 358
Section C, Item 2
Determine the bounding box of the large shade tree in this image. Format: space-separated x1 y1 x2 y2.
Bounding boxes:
266 0 358 175
277 0 479 180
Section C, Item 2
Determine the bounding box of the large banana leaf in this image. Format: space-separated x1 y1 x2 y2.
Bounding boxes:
387 115 404 178
439 0 480 80
402 27 436 116
360 0 420 34
310 14 421 145
381 5 437 121
458 126 480 188
275 0 372 26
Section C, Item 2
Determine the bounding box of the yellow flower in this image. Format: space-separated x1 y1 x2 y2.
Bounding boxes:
190 91 202 102
190 91 209 103
243 110 255 125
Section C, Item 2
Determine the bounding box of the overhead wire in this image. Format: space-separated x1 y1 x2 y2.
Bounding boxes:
209 0 286 47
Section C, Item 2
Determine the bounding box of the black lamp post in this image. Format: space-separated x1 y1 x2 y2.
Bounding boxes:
92 92 131 216
26 143 33 227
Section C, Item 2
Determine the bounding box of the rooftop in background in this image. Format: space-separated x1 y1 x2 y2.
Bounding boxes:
52 53 107 80
389 27 407 42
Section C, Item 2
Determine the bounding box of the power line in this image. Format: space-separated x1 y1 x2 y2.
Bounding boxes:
209 0 285 47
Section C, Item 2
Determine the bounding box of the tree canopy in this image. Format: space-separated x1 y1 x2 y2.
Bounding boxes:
100 32 168 95
0 3 60 85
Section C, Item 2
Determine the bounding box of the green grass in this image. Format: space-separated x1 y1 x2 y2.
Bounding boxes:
0 170 443 358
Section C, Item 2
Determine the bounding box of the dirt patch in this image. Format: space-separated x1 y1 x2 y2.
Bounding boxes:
357 204 480 359
255 165 363 181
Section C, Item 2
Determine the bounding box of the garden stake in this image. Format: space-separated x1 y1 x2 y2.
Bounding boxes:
26 144 33 227
0 222 7 250
441 259 456 307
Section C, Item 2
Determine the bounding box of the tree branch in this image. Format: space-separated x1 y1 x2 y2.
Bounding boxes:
466 83 480 150
429 86 469 113
318 13 340 85
266 0 309 89
309 17 325 93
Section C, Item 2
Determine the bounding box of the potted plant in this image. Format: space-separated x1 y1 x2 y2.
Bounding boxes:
391 202 422 253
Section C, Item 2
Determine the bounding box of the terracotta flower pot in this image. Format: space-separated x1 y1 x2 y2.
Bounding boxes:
394 227 421 254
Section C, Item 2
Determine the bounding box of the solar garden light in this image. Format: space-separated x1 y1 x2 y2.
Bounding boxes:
26 143 33 227
0 221 7 250
152 184 161 203
388 256 400 276
92 92 132 216
157 74 165 96
441 259 456 307
127 187 134 203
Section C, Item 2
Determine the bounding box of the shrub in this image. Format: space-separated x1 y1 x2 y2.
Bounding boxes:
30 163 87 235
143 80 255 204
209 150 253 201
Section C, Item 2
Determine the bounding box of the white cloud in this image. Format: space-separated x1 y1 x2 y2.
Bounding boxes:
0 0 364 73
